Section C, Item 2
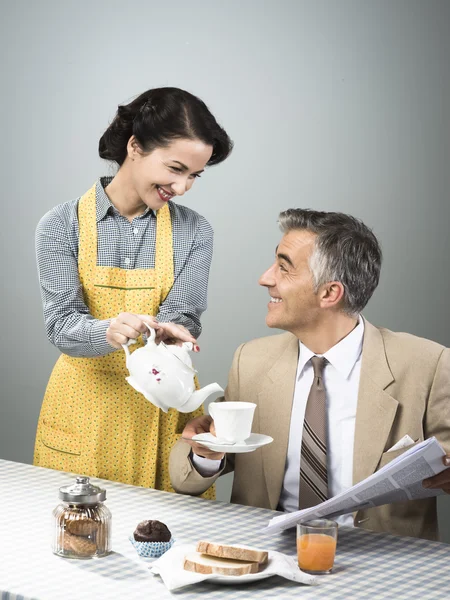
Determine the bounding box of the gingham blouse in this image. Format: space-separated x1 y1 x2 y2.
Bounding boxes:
35 177 213 357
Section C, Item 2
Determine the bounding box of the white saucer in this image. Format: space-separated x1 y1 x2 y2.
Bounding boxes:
192 433 273 453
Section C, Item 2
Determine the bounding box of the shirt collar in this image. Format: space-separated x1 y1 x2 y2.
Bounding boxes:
95 177 155 222
297 315 365 380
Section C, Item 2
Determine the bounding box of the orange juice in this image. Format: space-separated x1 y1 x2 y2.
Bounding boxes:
297 533 337 572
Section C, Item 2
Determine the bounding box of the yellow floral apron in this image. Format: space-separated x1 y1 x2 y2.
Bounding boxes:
34 184 214 497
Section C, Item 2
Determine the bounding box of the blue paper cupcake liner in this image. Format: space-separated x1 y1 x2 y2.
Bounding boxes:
129 535 174 558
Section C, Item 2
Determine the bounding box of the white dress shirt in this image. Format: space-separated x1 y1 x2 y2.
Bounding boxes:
279 317 364 526
193 318 365 527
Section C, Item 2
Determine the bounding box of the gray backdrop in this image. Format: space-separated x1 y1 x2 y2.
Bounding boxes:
1 0 449 540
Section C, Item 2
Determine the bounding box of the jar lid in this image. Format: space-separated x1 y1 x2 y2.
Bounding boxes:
59 476 106 504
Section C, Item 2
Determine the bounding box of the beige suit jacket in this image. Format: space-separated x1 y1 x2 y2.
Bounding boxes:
170 321 450 540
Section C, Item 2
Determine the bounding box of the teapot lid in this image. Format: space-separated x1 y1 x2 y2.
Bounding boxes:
59 476 106 504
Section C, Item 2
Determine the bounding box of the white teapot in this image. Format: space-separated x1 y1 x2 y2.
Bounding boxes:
122 324 223 413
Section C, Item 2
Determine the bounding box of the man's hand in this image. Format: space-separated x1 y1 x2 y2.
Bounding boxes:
181 415 224 460
422 455 450 493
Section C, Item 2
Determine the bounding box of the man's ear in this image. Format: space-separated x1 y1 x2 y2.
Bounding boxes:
319 281 345 309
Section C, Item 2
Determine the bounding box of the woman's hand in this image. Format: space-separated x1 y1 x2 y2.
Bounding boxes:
181 415 224 460
152 321 199 351
106 314 199 351
106 313 159 348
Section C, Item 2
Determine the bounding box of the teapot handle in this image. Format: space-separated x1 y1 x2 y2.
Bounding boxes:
121 321 156 356
121 338 136 358
143 321 157 342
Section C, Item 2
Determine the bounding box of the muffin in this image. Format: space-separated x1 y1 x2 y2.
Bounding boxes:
129 520 174 558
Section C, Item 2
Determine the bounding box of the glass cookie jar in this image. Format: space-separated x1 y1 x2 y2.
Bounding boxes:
52 476 112 559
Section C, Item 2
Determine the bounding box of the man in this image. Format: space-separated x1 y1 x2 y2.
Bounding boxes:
169 209 450 540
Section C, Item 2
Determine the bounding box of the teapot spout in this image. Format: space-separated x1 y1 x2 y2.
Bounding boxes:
178 383 224 413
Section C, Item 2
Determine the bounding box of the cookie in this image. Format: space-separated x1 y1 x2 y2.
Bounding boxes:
66 519 99 537
67 533 97 556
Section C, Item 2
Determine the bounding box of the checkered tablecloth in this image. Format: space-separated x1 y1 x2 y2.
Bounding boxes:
1 459 449 600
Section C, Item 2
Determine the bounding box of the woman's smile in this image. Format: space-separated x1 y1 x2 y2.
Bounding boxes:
156 185 175 202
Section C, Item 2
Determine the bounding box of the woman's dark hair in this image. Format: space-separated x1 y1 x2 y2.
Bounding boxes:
99 87 233 167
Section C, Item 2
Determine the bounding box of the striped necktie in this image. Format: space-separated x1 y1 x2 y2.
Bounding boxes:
299 355 328 509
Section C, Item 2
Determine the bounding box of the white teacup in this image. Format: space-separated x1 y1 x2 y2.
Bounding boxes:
208 401 256 443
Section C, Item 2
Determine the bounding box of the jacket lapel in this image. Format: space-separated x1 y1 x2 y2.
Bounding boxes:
353 320 398 485
258 334 299 509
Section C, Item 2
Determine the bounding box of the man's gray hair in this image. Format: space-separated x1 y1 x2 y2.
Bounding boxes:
278 209 382 315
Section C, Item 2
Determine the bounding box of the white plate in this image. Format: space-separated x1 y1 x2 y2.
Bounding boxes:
209 562 274 585
192 433 273 453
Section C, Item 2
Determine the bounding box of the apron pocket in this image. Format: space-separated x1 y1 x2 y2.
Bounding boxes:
41 421 81 455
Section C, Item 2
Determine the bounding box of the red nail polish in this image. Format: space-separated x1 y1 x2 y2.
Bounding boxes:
195 345 200 352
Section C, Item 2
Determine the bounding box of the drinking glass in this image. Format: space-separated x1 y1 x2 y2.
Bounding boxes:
297 519 338 574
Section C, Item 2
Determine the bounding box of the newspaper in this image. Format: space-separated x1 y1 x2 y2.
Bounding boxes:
265 436 447 533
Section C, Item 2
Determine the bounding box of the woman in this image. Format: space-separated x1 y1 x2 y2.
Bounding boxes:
34 87 233 493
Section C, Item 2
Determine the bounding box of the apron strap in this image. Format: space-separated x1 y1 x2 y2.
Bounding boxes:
78 184 98 279
154 203 174 304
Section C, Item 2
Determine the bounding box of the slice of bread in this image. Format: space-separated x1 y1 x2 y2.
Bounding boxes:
183 552 260 576
196 541 268 565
